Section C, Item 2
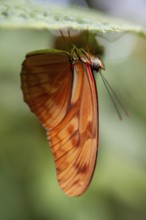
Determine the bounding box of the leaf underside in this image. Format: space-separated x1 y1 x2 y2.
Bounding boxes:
0 1 146 38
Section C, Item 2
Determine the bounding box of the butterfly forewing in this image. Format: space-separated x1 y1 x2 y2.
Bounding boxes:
21 50 98 197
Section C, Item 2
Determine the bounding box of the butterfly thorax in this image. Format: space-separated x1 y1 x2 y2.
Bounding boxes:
69 46 104 72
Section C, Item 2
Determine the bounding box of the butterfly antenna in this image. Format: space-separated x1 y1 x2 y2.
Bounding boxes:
99 72 128 117
99 72 128 120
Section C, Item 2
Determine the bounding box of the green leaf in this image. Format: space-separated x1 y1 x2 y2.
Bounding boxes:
0 1 146 38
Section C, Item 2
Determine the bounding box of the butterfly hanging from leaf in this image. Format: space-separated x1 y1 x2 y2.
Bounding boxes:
21 31 126 197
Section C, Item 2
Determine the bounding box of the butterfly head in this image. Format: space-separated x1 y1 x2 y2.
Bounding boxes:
90 55 105 72
71 46 105 72
80 52 105 72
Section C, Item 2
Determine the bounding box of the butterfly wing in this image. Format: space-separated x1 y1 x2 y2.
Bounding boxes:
21 51 98 197
49 61 99 196
21 50 73 128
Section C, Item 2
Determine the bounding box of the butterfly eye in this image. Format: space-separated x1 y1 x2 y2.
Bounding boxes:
92 62 101 71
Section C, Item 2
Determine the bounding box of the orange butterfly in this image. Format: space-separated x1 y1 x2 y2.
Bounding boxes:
21 43 104 197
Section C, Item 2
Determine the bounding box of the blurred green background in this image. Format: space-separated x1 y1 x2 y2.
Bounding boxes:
1 1 146 220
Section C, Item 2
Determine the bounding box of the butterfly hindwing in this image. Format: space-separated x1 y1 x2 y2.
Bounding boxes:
21 51 73 128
